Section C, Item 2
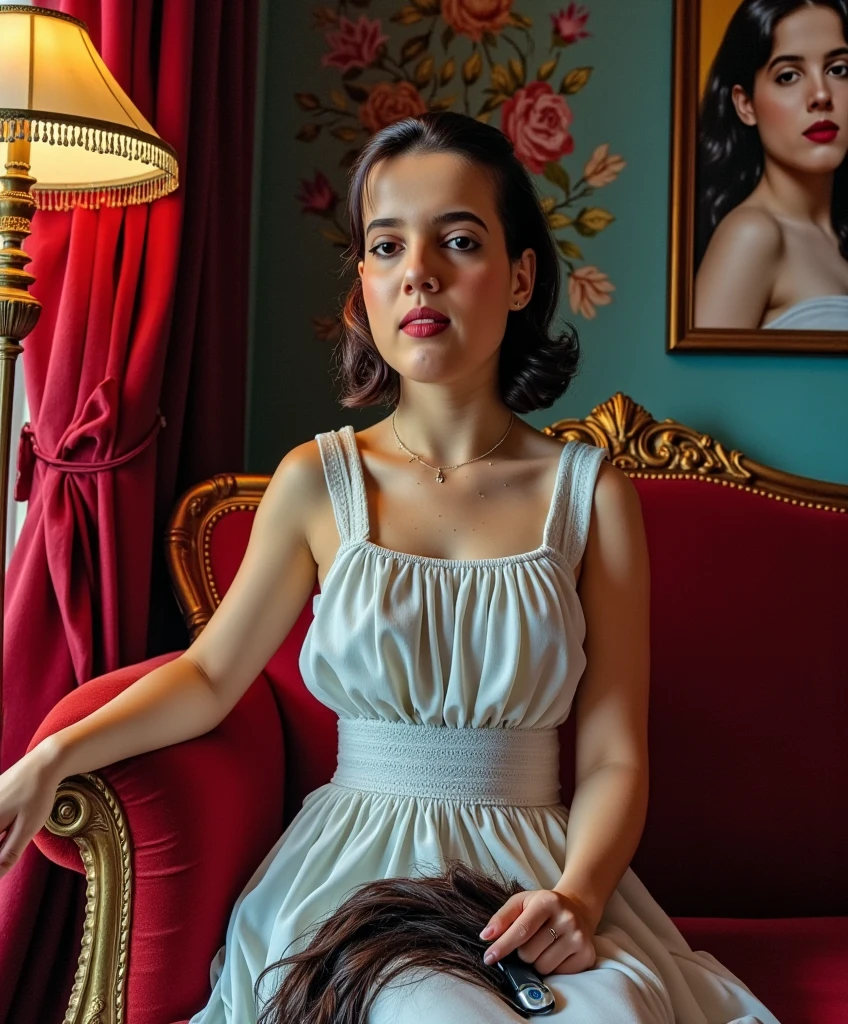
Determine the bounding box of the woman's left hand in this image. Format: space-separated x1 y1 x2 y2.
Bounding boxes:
479 889 597 976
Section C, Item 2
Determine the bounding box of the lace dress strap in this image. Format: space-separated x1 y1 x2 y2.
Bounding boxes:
315 425 370 546
543 441 609 570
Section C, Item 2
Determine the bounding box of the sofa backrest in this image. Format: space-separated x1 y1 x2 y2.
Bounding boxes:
167 394 848 919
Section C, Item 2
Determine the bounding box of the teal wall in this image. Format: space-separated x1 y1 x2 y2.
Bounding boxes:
247 0 848 483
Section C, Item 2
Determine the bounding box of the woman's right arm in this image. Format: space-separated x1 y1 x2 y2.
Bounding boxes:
0 439 326 875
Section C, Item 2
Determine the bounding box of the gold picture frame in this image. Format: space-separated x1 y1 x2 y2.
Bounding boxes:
668 0 848 354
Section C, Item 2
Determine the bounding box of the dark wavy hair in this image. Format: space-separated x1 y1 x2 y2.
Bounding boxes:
696 0 848 268
254 860 534 1023
334 111 581 413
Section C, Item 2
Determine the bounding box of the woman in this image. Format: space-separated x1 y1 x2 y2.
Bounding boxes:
695 0 848 330
0 113 778 1022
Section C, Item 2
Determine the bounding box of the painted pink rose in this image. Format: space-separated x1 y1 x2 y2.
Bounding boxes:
441 0 514 42
297 170 339 215
583 143 626 187
321 15 388 72
551 3 592 45
568 266 615 319
359 81 428 134
501 81 574 174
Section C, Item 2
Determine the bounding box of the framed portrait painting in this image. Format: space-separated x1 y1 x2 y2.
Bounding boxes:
668 0 848 353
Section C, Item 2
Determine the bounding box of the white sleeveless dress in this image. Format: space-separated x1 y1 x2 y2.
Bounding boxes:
188 426 779 1024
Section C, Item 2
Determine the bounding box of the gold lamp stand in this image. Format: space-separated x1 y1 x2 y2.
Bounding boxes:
0 133 41 731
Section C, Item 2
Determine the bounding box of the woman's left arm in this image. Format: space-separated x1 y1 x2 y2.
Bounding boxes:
480 463 650 972
553 461 651 932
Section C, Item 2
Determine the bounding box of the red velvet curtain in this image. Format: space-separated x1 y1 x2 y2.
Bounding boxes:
0 2 259 1021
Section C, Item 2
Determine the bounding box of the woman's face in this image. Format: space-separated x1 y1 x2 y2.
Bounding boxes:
732 4 848 175
356 151 534 390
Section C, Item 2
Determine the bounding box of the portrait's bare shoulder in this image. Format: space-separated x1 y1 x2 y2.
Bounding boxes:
694 205 784 329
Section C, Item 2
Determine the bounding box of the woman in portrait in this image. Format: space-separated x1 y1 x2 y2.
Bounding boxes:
695 0 848 330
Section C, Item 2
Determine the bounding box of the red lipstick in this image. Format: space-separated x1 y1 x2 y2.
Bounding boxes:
399 305 451 337
803 119 839 143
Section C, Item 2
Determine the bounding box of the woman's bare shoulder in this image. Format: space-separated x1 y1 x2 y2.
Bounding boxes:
593 458 641 514
262 437 328 522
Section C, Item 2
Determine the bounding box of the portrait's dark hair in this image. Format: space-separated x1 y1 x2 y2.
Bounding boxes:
335 111 580 413
696 0 848 268
254 860 531 1024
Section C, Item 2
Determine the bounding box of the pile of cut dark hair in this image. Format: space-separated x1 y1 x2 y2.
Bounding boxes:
254 859 533 1023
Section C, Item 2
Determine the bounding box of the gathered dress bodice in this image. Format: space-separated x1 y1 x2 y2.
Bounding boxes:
298 424 608 730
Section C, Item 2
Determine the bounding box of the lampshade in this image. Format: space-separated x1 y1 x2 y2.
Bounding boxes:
0 4 178 209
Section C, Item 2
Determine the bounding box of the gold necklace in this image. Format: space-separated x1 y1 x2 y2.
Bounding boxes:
391 410 515 483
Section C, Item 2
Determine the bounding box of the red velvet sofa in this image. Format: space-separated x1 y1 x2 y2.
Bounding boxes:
29 393 848 1024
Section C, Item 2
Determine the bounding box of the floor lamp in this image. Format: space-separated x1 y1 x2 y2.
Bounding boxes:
0 5 179 744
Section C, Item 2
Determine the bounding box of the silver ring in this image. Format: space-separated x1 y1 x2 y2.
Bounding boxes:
549 926 558 941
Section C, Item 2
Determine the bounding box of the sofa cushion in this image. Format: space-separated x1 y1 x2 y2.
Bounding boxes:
625 477 848 918
674 915 848 1024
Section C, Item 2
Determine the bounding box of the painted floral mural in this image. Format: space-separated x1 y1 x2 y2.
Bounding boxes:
296 0 625 340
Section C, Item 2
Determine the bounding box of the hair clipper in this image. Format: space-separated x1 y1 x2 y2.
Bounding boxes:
494 951 556 1016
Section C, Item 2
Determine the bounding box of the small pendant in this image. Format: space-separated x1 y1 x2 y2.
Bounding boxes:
435 470 445 483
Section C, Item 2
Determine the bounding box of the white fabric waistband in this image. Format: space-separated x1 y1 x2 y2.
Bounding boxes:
331 718 562 806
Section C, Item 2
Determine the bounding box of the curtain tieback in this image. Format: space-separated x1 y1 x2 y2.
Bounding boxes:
14 410 167 502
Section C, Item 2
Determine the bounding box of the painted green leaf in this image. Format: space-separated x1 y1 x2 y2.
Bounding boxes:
480 93 507 113
547 212 573 229
557 238 583 260
561 67 593 95
295 93 320 111
331 125 360 143
575 207 615 235
401 34 430 62
414 55 435 87
537 57 559 81
543 162 571 194
491 63 512 94
508 58 525 88
391 7 424 24
463 50 483 84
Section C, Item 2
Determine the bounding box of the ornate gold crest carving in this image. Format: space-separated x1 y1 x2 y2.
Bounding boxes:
545 392 847 511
